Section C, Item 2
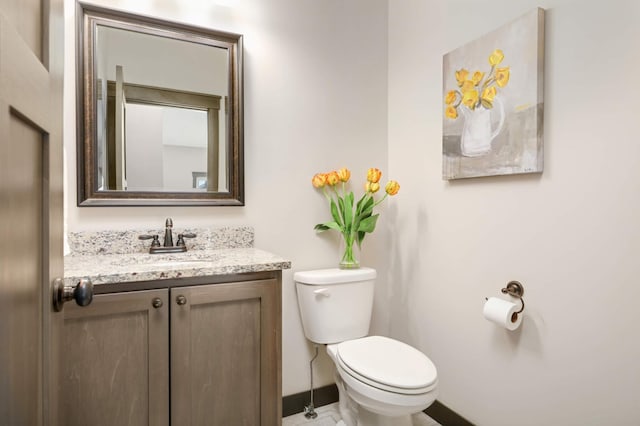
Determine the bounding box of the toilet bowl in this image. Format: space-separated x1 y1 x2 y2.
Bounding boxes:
294 268 438 426
330 336 438 417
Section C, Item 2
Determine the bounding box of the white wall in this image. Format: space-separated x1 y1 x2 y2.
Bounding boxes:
63 0 389 396
162 145 207 191
125 103 164 190
98 24 227 95
388 1 640 424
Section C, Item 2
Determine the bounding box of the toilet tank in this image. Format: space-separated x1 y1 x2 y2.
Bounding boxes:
294 267 376 344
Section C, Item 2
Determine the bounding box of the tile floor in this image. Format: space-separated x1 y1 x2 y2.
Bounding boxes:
282 403 441 426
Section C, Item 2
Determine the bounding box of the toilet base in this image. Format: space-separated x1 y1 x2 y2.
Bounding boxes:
357 409 413 426
334 371 416 426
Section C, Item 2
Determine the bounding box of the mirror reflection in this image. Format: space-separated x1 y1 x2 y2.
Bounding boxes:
77 3 244 206
95 25 228 193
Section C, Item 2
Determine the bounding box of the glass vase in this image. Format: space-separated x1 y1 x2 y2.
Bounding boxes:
339 232 360 269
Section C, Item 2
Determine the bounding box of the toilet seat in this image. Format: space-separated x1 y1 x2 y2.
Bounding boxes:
335 336 437 395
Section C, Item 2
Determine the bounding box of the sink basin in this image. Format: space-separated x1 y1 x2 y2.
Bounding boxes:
114 252 220 267
140 260 212 269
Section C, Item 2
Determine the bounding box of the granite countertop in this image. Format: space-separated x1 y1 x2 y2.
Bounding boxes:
64 226 291 286
64 248 291 286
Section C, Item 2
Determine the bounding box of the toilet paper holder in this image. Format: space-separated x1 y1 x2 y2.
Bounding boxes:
501 280 525 315
485 280 525 315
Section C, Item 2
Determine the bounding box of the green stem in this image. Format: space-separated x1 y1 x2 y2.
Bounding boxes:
372 193 388 208
322 187 332 203
340 232 359 268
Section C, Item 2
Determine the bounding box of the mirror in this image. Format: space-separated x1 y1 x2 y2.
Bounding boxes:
77 3 243 206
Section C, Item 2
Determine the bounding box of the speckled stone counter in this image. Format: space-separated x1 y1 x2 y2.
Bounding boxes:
64 226 291 287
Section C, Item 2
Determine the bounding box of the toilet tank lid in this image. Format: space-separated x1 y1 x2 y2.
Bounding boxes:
294 267 376 285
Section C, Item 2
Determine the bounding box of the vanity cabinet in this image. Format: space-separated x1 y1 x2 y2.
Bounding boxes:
171 279 281 425
60 275 282 426
61 289 169 426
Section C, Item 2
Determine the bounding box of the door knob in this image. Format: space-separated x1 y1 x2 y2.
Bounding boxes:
176 295 187 305
53 278 94 312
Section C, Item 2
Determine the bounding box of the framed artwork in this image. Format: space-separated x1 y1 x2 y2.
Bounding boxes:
443 8 545 180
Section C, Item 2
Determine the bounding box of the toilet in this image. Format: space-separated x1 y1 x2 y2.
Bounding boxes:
294 267 438 426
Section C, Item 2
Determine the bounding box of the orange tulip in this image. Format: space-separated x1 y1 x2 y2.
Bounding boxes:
337 167 351 182
385 180 400 196
326 171 340 186
365 181 380 193
366 168 382 183
311 173 327 188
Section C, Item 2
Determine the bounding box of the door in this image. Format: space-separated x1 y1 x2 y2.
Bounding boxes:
0 0 64 424
171 279 282 426
60 290 169 426
114 65 127 190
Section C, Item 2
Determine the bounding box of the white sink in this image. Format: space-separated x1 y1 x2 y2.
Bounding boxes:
140 260 212 269
115 253 219 267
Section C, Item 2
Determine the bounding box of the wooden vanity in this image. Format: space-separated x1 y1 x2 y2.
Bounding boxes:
61 228 290 426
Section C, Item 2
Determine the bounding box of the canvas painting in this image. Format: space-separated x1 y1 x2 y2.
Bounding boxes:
442 8 545 180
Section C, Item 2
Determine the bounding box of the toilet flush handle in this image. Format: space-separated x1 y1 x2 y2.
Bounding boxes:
313 288 331 297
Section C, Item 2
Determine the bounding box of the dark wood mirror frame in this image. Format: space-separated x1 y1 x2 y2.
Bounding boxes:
76 2 244 206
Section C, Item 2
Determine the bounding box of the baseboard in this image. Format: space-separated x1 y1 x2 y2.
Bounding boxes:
424 400 475 426
282 384 339 418
282 384 473 425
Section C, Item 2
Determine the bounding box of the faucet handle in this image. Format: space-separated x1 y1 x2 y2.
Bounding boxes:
176 233 197 247
139 234 161 247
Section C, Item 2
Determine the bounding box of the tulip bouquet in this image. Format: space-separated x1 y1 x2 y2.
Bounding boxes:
444 49 511 119
311 167 400 269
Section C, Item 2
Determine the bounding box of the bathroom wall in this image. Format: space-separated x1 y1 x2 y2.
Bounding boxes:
388 0 640 424
63 0 389 396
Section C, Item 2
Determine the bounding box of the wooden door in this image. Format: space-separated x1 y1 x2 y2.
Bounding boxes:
60 290 170 426
171 279 282 426
0 0 64 424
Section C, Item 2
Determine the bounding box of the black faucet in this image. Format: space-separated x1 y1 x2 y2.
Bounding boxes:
138 218 196 254
163 218 174 247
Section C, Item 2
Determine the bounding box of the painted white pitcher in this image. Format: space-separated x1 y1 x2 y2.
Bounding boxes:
459 96 505 157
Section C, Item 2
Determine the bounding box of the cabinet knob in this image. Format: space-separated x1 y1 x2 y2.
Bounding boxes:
176 295 187 305
152 297 163 309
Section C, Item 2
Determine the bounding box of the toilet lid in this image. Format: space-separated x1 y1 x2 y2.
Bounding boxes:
336 336 437 392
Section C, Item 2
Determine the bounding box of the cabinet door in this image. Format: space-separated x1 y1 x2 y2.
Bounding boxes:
61 289 169 426
171 279 282 426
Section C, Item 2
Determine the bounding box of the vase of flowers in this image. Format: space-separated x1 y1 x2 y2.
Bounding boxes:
311 167 400 269
444 49 510 157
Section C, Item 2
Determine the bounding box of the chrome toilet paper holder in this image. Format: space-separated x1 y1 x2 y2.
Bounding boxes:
501 280 525 315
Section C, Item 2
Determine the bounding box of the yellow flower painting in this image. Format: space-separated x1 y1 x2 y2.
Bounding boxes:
444 49 510 117
442 8 545 180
